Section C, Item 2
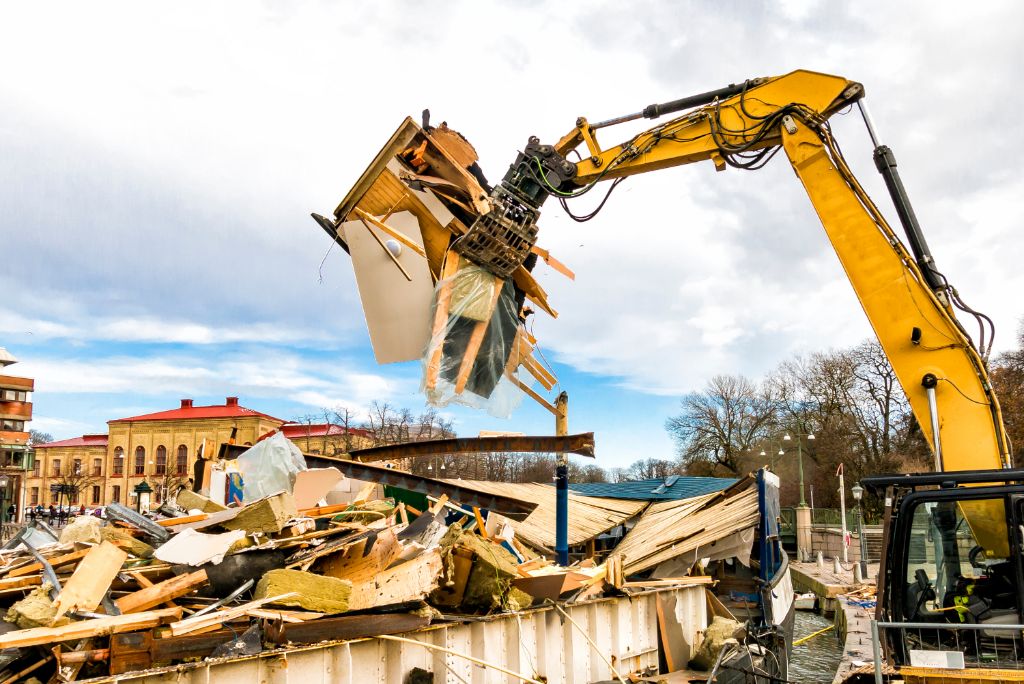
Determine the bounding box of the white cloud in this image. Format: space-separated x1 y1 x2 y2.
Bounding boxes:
15 351 411 413
1 0 1022 452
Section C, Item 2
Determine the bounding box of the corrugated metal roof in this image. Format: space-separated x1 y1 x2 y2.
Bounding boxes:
566 476 737 501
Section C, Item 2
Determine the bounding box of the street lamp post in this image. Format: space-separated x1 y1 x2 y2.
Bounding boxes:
759 446 785 472
851 483 869 578
782 431 815 507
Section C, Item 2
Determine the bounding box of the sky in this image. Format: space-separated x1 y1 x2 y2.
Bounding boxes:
2 1 1023 470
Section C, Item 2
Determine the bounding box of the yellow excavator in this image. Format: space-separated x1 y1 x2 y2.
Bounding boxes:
445 70 1018 682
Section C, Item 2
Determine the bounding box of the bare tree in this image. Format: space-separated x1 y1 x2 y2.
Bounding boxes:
569 461 607 484
28 430 53 446
626 457 673 481
666 375 779 476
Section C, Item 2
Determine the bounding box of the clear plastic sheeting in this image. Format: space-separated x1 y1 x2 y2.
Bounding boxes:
236 432 307 502
421 260 529 418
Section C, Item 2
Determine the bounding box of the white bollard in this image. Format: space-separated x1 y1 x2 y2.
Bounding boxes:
854 562 863 584
833 556 842 574
817 551 824 570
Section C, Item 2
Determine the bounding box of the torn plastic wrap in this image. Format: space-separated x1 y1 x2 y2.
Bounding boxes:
421 260 529 418
236 432 307 502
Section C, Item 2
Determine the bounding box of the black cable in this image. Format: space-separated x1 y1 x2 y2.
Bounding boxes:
938 377 993 406
559 177 626 222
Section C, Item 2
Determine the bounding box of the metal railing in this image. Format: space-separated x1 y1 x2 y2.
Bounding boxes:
871 620 1024 683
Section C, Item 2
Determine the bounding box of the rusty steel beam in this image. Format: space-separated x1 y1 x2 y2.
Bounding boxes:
300 454 539 520
349 432 595 463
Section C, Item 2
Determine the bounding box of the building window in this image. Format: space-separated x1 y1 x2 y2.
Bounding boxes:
176 445 188 475
69 488 79 504
30 487 38 505
155 445 167 476
91 485 101 505
155 487 162 504
113 447 124 476
32 456 40 476
52 458 61 477
111 485 121 503
0 390 28 401
93 458 102 476
134 446 145 476
73 459 82 475
1 419 25 431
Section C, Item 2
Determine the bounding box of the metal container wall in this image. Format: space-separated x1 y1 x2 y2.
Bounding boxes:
86 586 706 684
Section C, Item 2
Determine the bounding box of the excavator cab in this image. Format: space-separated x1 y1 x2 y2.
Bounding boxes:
869 470 1024 670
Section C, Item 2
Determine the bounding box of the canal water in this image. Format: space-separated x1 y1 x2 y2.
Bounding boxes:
790 610 844 683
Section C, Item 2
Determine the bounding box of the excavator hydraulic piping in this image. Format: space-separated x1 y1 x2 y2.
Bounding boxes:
592 78 768 130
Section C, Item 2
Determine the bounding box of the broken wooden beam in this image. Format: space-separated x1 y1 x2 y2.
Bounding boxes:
349 433 595 461
0 607 182 648
347 550 442 611
167 593 297 637
115 569 208 614
6 548 91 578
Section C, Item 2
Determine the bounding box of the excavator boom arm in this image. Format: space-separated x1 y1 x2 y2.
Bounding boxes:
549 70 1010 472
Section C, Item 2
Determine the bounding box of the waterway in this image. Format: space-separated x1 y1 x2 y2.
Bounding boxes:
790 610 844 683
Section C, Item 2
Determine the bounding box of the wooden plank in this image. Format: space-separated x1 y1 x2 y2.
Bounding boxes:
245 608 324 622
319 528 400 584
7 548 91 578
115 569 208 614
473 507 489 539
0 607 181 649
621 576 713 588
354 208 428 259
298 502 354 517
156 513 207 527
0 575 43 591
127 571 177 609
52 541 128 621
425 251 461 390
347 551 443 611
167 593 297 637
452 273 505 394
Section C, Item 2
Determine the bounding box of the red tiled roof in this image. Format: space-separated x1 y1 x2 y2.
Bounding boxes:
35 434 109 449
110 398 284 424
279 423 372 439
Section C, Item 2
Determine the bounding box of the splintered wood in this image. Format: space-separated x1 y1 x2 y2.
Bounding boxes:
327 116 570 412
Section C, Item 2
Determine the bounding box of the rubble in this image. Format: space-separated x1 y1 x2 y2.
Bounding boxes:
0 432 764 681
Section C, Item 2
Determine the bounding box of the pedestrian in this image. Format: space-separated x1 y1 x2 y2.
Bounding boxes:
79 503 85 517
6 504 14 522
48 504 55 520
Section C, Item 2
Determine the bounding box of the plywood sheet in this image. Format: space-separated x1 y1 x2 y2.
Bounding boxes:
293 467 344 510
342 210 434 364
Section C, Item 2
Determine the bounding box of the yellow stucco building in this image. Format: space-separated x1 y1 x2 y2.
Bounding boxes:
30 397 368 511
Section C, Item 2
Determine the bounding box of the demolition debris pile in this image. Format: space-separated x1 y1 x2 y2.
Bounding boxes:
0 432 757 681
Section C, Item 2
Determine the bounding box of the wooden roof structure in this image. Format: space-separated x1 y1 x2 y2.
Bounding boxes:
612 476 759 575
448 480 646 550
